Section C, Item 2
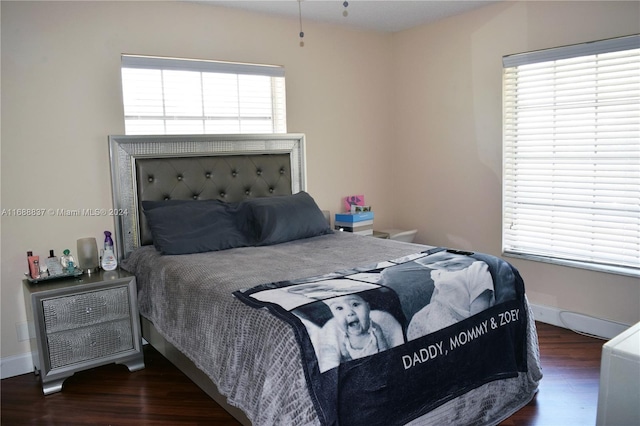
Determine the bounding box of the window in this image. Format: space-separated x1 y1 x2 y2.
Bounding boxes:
121 55 286 135
502 35 640 277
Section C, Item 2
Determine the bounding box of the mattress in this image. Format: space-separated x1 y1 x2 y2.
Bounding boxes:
122 231 542 425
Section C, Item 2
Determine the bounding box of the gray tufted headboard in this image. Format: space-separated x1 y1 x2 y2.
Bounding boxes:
108 134 306 260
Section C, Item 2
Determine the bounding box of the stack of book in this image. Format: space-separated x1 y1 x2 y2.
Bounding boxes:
334 212 374 236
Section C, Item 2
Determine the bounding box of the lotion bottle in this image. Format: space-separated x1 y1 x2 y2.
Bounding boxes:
27 251 40 279
101 231 118 271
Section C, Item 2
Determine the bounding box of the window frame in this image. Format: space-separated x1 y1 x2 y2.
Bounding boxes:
120 55 287 135
501 35 640 278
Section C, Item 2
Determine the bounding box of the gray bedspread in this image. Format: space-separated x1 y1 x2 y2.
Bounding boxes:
122 232 542 425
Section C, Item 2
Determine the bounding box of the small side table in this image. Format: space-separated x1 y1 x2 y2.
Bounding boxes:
23 269 145 395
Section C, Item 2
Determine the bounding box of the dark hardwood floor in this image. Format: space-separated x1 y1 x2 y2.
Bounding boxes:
1 322 605 425
500 322 603 426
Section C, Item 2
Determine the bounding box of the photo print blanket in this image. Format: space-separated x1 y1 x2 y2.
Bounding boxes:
234 248 529 426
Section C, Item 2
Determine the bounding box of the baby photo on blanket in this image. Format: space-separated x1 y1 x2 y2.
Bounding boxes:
293 288 406 372
248 275 407 373
242 249 497 373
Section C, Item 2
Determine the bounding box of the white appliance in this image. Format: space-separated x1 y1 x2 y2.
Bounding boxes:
596 321 640 426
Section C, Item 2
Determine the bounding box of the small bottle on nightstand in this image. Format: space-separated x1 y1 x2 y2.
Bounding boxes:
101 231 118 271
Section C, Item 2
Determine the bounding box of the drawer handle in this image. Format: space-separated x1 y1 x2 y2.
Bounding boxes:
85 307 92 314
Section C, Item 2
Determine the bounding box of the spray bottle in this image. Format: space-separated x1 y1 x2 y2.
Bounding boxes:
101 231 118 271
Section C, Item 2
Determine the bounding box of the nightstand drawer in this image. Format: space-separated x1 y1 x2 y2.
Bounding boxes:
42 286 130 334
24 270 145 394
46 318 134 369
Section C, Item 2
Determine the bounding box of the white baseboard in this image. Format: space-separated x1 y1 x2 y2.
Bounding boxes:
1 352 34 379
0 307 630 379
530 303 630 340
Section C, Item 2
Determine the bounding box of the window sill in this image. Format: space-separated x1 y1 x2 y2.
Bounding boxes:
503 251 640 279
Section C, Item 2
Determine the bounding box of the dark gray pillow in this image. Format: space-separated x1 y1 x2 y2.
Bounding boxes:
242 191 333 246
142 200 250 255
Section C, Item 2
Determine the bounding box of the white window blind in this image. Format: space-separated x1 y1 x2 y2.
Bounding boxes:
502 35 640 277
121 55 286 135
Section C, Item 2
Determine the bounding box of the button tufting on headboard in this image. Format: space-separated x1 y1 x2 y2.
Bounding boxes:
135 154 293 246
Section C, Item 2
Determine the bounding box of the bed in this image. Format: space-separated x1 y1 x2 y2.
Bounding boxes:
108 134 542 426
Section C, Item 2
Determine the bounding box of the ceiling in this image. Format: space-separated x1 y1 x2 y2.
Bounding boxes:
202 1 499 33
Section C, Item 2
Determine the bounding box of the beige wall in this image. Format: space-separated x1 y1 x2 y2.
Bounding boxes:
1 1 395 358
1 0 638 364
392 1 640 325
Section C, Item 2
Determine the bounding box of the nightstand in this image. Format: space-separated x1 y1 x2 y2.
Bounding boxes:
23 269 145 395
